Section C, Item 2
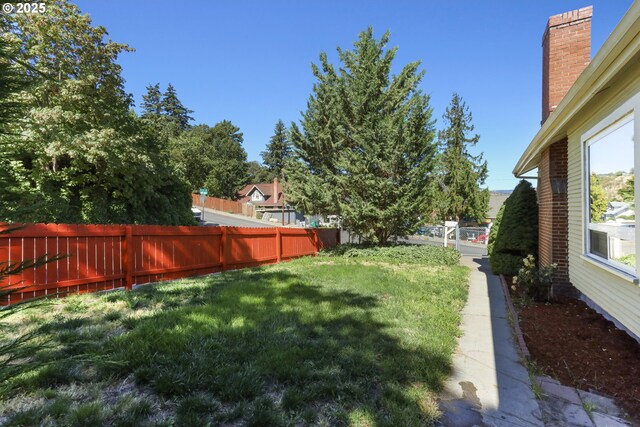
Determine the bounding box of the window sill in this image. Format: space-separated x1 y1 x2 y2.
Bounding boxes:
580 254 639 285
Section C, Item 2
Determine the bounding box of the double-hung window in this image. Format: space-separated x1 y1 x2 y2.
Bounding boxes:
584 105 637 278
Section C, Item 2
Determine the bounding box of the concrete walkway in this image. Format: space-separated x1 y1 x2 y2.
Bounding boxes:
438 256 544 427
437 256 634 427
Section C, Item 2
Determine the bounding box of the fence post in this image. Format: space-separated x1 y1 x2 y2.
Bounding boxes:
124 225 133 290
276 228 282 263
220 227 227 271
336 228 341 246
313 229 319 254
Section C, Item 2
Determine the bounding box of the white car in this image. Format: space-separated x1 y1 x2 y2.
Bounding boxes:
191 207 203 223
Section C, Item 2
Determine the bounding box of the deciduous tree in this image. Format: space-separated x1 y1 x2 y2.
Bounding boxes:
618 176 634 203
204 121 248 199
246 161 271 184
590 174 607 222
0 0 193 224
170 121 248 199
0 37 38 221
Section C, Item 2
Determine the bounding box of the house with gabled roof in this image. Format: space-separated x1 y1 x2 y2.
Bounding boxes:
514 4 640 340
238 177 303 224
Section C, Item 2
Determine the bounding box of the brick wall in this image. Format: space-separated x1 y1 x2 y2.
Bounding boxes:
542 6 592 123
538 140 574 296
537 7 592 297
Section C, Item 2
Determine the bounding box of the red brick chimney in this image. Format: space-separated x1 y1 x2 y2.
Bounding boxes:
542 6 592 124
273 177 279 204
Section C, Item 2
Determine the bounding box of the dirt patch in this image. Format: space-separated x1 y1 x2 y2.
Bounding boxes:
506 277 640 422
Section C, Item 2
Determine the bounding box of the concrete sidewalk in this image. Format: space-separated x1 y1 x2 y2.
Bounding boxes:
438 256 543 427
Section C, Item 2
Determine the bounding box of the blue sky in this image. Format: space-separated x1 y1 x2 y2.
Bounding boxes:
75 0 632 190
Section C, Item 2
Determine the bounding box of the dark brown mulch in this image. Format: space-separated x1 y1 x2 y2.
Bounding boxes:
506 277 640 422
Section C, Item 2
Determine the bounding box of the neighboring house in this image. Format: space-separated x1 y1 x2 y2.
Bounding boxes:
486 191 511 223
514 5 640 339
237 178 303 224
603 201 634 221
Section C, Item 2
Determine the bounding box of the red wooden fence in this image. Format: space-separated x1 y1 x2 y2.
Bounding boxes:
192 195 256 217
0 224 339 305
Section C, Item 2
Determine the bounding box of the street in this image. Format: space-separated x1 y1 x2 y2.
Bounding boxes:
195 210 488 257
402 237 488 257
198 207 275 228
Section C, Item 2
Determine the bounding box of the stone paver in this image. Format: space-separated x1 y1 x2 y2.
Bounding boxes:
437 256 634 427
578 390 627 419
438 256 543 427
592 412 633 427
536 375 633 426
538 377 582 405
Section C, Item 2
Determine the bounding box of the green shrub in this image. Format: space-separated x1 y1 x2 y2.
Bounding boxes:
512 255 556 302
319 243 460 266
489 180 538 275
489 253 525 277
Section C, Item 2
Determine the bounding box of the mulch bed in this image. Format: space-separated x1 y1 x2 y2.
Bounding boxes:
505 277 640 422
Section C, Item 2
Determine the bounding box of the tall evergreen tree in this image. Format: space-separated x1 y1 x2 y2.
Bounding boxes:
285 28 437 244
436 93 489 222
261 119 291 180
141 83 163 117
161 83 193 130
489 180 538 275
142 83 180 145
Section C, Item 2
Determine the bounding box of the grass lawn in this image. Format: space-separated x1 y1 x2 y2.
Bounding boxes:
0 245 468 426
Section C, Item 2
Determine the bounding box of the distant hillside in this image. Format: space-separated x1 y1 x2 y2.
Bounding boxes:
597 173 633 201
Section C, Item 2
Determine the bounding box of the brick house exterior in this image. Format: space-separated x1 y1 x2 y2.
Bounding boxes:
514 4 640 340
541 8 592 124
538 8 592 296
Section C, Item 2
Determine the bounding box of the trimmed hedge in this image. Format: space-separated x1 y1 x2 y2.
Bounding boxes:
320 243 461 266
488 180 538 275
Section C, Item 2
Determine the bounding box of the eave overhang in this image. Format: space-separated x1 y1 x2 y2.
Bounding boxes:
514 2 640 177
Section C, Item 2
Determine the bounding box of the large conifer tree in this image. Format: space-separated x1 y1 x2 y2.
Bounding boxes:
161 83 193 130
261 119 291 180
141 83 163 117
436 93 489 222
285 28 437 244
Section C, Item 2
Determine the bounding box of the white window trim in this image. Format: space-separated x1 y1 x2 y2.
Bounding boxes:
581 92 640 281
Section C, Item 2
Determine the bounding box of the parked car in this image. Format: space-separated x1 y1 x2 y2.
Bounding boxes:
427 226 443 238
327 215 342 227
191 207 203 223
471 234 488 244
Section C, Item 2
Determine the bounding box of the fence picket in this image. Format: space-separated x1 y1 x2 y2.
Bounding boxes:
192 194 256 218
0 224 339 305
